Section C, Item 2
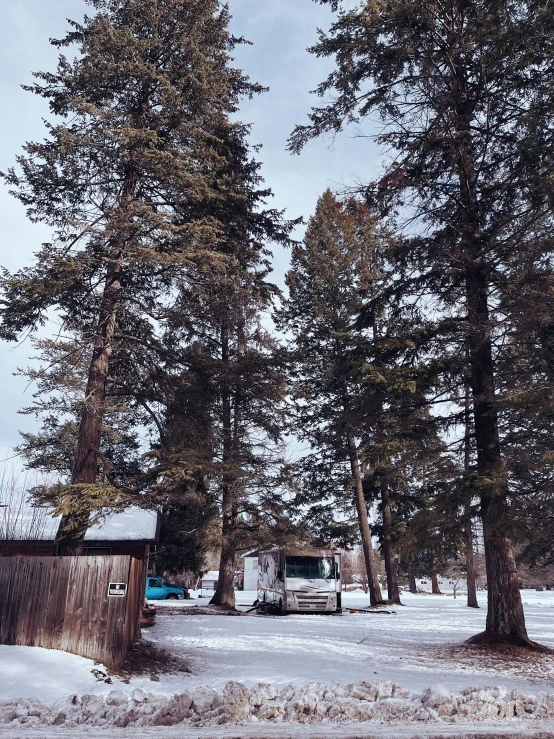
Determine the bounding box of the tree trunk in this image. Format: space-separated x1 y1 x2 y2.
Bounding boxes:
480 498 526 634
454 83 527 640
210 492 237 609
371 311 401 605
465 514 479 608
466 264 525 634
381 475 401 604
54 172 137 555
345 430 383 606
463 378 479 608
431 558 441 594
210 321 239 609
408 562 417 594
54 247 124 555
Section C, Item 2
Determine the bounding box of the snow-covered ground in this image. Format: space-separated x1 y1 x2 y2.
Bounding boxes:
141 589 554 695
0 646 110 702
1 589 554 736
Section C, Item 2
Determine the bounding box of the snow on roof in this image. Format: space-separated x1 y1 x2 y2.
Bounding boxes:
85 507 158 541
0 505 158 542
201 570 219 581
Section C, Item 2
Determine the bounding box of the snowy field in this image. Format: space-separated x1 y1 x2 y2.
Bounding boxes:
143 589 554 694
146 590 554 691
1 589 554 737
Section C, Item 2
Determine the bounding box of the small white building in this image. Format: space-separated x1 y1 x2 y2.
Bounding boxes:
199 570 219 597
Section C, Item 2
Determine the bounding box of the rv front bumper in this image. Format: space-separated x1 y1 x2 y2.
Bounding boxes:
286 591 337 612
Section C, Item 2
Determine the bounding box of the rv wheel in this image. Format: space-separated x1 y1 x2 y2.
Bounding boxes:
278 598 286 616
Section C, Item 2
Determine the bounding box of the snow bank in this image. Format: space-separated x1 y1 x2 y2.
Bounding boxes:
2 680 554 728
0 646 107 702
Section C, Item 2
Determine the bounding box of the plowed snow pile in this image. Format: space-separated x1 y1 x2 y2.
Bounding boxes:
2 680 554 728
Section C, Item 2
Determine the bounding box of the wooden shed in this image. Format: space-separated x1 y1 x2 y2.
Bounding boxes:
0 507 158 666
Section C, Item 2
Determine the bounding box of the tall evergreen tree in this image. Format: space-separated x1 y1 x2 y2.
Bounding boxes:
0 0 267 554
174 270 291 609
291 0 554 646
280 190 442 606
278 190 392 606
130 127 296 607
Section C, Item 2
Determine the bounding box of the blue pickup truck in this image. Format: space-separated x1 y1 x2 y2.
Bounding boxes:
145 575 186 600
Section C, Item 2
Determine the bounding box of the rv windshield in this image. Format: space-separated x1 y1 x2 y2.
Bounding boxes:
285 556 335 579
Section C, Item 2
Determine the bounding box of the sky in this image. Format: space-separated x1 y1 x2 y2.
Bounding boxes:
0 0 381 459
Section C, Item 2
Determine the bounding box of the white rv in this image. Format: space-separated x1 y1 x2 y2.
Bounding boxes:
257 546 341 614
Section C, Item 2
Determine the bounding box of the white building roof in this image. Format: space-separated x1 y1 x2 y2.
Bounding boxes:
201 570 219 581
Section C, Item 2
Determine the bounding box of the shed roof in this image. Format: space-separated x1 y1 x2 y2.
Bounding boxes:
0 505 158 543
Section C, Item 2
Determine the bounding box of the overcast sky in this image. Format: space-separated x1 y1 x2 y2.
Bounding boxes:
0 0 380 459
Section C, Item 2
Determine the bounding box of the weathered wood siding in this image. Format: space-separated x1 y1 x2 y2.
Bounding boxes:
0 555 146 666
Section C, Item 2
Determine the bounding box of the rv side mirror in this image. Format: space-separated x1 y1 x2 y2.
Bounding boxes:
277 570 283 580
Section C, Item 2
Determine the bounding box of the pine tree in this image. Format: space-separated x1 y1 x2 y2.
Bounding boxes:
129 125 296 607
0 0 266 554
278 190 393 605
139 275 291 608
280 190 444 606
189 277 290 609
291 0 554 646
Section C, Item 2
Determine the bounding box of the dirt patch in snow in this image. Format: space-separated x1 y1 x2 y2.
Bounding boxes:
433 643 554 683
111 640 192 681
155 605 243 617
467 633 554 654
